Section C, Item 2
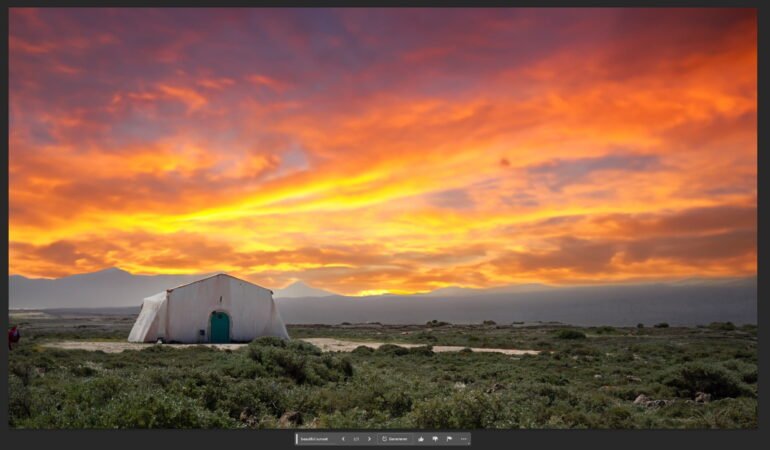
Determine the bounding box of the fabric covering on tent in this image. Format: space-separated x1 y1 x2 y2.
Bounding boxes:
128 274 289 343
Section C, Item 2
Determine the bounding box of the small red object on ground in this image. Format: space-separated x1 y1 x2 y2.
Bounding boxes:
9 326 20 350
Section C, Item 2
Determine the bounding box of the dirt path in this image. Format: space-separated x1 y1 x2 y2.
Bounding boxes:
42 338 539 355
42 341 245 353
303 338 540 355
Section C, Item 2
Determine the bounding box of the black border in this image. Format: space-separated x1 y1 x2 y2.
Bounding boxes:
2 2 765 449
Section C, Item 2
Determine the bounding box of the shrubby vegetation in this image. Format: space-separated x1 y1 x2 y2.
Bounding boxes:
8 322 758 429
246 337 353 385
708 322 737 331
554 329 586 340
661 362 754 399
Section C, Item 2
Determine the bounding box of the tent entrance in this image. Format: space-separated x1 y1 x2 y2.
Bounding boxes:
210 311 230 343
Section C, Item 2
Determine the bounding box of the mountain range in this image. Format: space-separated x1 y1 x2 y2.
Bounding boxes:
273 280 336 298
8 268 757 326
8 268 336 308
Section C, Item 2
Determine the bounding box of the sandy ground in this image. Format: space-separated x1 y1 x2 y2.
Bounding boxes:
304 338 540 355
9 311 57 319
42 338 539 355
42 341 245 353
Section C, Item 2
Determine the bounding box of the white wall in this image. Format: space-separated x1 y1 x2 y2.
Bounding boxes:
127 291 167 343
163 274 288 343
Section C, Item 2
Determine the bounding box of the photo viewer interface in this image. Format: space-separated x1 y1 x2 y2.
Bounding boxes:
295 432 472 446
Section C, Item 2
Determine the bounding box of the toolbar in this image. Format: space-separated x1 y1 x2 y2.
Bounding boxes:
295 432 471 446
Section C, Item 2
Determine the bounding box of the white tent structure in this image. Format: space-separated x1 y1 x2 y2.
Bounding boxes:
128 273 289 343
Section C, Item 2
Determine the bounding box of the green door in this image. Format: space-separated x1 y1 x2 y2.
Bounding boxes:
210 312 230 343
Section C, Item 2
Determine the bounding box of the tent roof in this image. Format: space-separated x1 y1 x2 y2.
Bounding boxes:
167 273 274 295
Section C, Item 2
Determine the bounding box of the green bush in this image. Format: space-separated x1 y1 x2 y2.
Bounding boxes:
71 365 97 377
216 378 284 419
413 390 502 428
251 336 289 348
103 389 234 428
8 374 30 425
604 406 634 428
595 326 616 334
69 375 127 408
721 359 758 384
377 344 411 356
10 360 34 386
654 323 669 328
555 329 586 340
409 346 434 356
352 345 375 355
247 339 352 385
319 407 375 428
415 332 438 343
661 362 753 399
708 322 737 331
221 356 262 379
309 372 415 422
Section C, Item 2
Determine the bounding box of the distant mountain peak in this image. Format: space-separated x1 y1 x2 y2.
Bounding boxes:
66 267 133 280
8 269 207 309
274 280 336 298
100 267 130 274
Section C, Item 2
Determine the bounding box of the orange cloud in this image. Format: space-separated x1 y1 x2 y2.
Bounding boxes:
197 77 235 90
246 74 292 92
156 84 208 111
8 8 757 294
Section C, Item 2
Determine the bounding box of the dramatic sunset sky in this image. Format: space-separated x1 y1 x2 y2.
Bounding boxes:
9 8 756 295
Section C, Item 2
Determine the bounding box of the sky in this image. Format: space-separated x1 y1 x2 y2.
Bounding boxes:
8 8 757 295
